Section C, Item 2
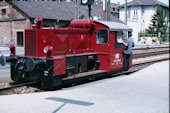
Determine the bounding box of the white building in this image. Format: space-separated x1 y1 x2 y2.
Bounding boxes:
119 0 169 43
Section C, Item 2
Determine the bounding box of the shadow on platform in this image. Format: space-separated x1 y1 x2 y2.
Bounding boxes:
46 97 94 113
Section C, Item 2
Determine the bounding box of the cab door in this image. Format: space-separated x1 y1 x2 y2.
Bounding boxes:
94 29 110 71
110 31 124 72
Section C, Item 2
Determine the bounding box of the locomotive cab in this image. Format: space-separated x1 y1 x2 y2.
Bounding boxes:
0 19 132 90
93 21 132 73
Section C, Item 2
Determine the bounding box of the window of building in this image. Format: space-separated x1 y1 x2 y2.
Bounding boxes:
1 9 6 14
134 10 135 15
96 29 108 44
142 9 144 14
113 8 115 11
133 9 138 19
1 8 8 19
17 32 24 46
133 10 138 16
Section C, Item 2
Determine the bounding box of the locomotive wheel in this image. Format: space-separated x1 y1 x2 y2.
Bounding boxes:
11 73 26 83
11 59 26 82
11 73 20 82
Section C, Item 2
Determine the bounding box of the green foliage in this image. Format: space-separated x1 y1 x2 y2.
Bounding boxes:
138 29 155 38
146 6 168 42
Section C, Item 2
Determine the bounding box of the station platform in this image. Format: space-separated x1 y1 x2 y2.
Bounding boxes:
0 60 169 113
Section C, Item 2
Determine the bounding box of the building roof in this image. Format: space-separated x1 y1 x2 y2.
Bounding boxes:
8 1 122 23
110 3 119 8
95 20 132 31
119 0 169 8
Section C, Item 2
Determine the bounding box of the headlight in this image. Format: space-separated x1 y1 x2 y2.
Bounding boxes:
43 47 48 54
34 18 38 24
43 46 53 54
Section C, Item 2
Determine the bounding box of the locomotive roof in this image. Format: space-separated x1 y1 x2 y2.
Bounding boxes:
95 21 132 31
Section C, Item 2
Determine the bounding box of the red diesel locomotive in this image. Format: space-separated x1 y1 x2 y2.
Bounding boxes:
0 18 132 90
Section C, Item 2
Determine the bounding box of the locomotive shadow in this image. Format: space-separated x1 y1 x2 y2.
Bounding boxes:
46 97 94 113
61 64 149 89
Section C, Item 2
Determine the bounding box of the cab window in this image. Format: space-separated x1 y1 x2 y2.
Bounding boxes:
96 29 108 44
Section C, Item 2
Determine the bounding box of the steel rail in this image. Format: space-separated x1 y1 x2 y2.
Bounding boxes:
0 81 36 92
132 45 169 50
133 50 169 59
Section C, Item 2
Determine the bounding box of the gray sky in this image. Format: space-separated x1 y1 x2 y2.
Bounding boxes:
111 0 169 5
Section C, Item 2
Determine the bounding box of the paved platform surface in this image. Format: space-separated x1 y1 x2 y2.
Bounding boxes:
0 61 169 113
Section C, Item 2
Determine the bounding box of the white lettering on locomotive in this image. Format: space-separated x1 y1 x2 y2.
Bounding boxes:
111 53 122 65
44 71 49 76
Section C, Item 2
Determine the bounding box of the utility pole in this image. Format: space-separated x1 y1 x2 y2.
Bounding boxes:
103 0 105 20
124 0 128 40
105 0 107 20
75 0 80 19
107 0 110 21
88 5 92 19
125 0 127 24
103 0 110 21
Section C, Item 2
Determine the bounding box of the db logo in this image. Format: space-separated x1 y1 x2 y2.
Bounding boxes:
115 53 119 59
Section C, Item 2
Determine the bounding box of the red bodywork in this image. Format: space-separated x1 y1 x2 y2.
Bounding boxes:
25 19 132 76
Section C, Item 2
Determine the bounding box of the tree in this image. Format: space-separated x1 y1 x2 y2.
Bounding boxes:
147 6 168 42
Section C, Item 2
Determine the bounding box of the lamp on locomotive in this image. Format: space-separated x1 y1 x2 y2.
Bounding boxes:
43 46 54 59
32 17 43 29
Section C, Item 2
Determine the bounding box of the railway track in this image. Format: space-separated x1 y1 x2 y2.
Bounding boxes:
132 46 169 59
0 59 166 94
0 46 169 94
0 81 37 91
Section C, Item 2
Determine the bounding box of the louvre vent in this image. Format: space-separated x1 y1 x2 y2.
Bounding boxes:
25 31 36 56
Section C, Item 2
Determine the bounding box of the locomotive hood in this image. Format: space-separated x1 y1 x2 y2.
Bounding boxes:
69 19 132 32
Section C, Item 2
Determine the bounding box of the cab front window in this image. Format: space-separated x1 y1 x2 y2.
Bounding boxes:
96 29 108 44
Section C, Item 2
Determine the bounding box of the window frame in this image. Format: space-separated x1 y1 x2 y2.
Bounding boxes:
115 31 124 49
96 28 109 45
1 9 6 15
